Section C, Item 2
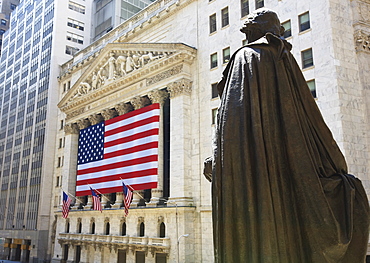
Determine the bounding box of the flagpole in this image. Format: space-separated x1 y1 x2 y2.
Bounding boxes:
62 189 86 206
87 184 112 203
119 178 145 199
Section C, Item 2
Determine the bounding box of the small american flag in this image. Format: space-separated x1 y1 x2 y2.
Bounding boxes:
122 181 133 217
76 104 160 196
90 187 102 212
62 191 72 219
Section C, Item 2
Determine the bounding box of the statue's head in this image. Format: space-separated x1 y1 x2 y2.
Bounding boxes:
240 8 285 43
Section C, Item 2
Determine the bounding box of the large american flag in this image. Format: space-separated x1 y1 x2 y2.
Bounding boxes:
62 191 72 219
76 104 160 196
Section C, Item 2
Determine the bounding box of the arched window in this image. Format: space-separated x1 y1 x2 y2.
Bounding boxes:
65 222 70 233
121 222 126 236
159 222 165 238
105 222 110 235
77 222 82 233
139 222 145 237
91 222 95 234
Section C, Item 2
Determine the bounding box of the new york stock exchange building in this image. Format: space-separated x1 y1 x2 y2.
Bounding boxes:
50 0 370 262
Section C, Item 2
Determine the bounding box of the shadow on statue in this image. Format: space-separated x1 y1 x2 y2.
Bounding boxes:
204 8 370 263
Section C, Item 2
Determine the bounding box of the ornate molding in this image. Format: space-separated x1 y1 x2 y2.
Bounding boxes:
146 64 183 86
167 78 192 98
115 103 133 115
66 108 85 120
148 89 169 105
64 123 79 135
355 30 370 53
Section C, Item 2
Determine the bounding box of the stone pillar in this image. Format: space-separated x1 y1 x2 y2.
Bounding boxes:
88 114 104 125
84 195 93 209
131 96 151 110
167 79 194 206
112 192 123 208
147 89 169 207
63 123 80 198
66 244 75 263
72 196 84 210
79 244 89 263
115 102 133 116
101 108 118 121
9 243 18 261
130 191 143 207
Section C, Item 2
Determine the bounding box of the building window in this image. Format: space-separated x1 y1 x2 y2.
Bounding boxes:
282 20 291 38
301 48 313 68
242 39 247 46
0 29 5 35
68 1 85 14
91 222 95 234
1 19 6 26
212 108 218 125
241 0 249 18
223 47 230 64
56 176 60 187
212 83 218 99
77 222 82 233
210 53 218 69
65 45 80 55
299 12 310 32
60 120 64 130
59 138 63 148
10 3 16 10
221 7 229 27
159 222 166 238
68 81 71 89
65 222 70 233
121 222 126 236
105 222 110 235
139 222 145 237
66 32 83 44
255 0 264 9
307 79 316 98
209 14 216 34
67 18 84 31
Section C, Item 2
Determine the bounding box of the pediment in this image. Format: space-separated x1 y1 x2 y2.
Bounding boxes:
58 43 196 113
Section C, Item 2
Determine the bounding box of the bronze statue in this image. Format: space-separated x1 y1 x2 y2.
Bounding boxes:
205 8 370 262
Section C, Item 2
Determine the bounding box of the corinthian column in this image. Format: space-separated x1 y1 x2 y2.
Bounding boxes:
167 79 194 206
146 89 169 207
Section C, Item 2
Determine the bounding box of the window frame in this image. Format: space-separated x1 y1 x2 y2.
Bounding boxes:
210 53 218 69
211 83 218 99
299 12 310 32
222 47 230 64
306 79 316 98
301 48 314 69
221 7 229 28
282 20 292 38
209 14 217 34
255 0 264 9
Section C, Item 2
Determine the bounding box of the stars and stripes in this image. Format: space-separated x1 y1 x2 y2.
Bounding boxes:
90 187 102 212
62 191 72 219
76 104 160 196
122 181 133 217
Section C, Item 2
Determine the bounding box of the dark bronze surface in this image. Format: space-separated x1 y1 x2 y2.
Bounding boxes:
209 8 370 263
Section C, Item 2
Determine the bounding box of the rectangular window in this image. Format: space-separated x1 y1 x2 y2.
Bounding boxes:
0 29 5 35
242 39 247 46
307 79 316 98
68 1 85 14
59 138 63 148
57 157 62 167
212 108 218 125
255 0 264 9
299 12 310 32
210 53 218 69
10 3 16 10
212 83 218 99
66 32 83 44
241 0 249 18
223 47 230 64
60 120 64 130
282 20 291 38
209 14 217 34
301 48 313 68
67 18 84 31
65 45 80 55
1 19 6 26
221 7 229 27
68 81 71 89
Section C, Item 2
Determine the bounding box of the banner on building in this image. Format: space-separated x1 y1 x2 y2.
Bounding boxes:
75 104 160 196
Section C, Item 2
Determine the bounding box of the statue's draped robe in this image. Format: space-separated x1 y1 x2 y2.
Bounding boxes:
213 33 370 263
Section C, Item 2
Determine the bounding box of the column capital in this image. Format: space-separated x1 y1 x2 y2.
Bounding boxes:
88 114 104 125
64 123 79 135
115 103 133 115
167 78 192 98
101 108 118 120
148 89 169 105
131 96 151 110
77 119 91 130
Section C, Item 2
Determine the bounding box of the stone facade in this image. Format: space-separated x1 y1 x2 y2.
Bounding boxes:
50 0 370 262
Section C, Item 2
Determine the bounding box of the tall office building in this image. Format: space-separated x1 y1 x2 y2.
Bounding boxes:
49 0 370 262
93 0 156 40
0 0 20 53
0 0 92 261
